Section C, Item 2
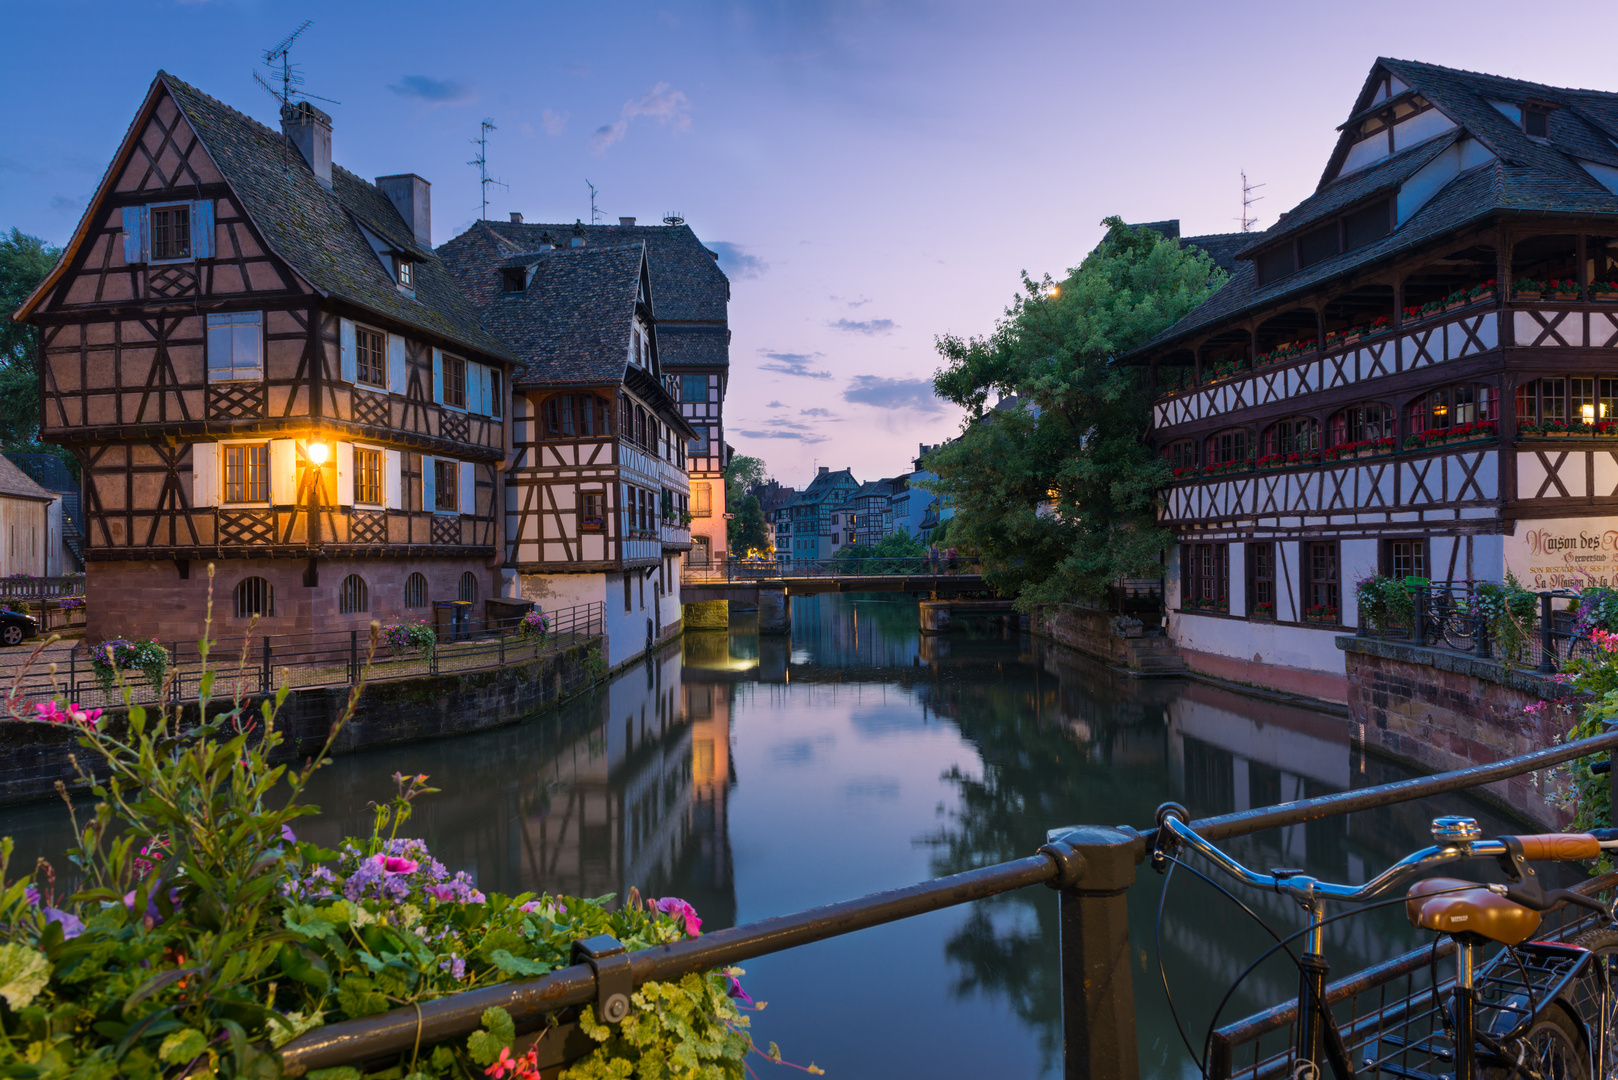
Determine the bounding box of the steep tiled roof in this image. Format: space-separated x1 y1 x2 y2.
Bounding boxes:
156 73 512 362
0 457 54 502
436 226 646 388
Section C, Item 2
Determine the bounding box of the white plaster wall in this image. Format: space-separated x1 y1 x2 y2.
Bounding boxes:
1170 696 1350 789
1165 545 1182 610
518 570 657 668
1170 611 1347 675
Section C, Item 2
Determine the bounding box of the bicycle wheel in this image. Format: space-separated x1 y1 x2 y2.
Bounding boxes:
1440 613 1478 652
1563 635 1602 668
1572 927 1618 1080
1483 1003 1590 1080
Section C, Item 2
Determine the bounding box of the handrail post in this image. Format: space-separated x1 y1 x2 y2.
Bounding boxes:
1539 591 1556 673
1474 607 1491 658
1412 585 1428 647
262 636 271 695
350 630 358 685
1042 825 1145 1080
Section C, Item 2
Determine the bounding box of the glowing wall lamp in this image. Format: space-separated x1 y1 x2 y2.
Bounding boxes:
306 442 330 465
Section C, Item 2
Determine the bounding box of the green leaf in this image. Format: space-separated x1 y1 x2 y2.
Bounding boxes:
481 1006 515 1046
307 1069 363 1080
0 943 50 1009
283 912 337 941
277 944 331 992
489 949 550 977
158 1027 207 1065
335 974 389 1018
466 1029 505 1067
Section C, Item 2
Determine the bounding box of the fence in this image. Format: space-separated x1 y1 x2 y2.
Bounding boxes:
276 722 1618 1080
682 554 985 584
0 576 84 600
1356 580 1591 673
3 601 605 710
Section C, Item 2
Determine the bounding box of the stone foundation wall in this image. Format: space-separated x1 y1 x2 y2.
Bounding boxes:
1031 605 1131 665
682 600 728 630
1338 636 1579 826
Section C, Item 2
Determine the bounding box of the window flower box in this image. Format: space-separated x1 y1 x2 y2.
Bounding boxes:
1366 317 1392 337
1591 280 1618 301
1250 601 1275 620
1514 276 1546 301
1303 604 1339 625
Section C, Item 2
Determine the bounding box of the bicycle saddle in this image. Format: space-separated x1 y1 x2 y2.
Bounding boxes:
1405 877 1541 945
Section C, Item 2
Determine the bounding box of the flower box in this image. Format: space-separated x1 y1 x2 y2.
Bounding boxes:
1556 292 1580 302
1516 290 1543 301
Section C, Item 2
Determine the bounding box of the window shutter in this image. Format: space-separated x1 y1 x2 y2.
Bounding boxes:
432 349 444 404
269 440 297 504
335 442 354 505
191 442 217 508
421 455 435 511
340 319 357 383
387 334 407 395
477 364 491 415
122 206 148 264
384 449 403 510
190 199 214 259
460 462 475 515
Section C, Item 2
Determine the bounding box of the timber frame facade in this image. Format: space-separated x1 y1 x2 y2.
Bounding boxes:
15 73 514 642
1130 58 1618 696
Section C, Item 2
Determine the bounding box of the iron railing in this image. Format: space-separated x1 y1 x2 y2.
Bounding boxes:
1356 580 1593 674
276 724 1618 1080
682 554 985 584
0 576 85 600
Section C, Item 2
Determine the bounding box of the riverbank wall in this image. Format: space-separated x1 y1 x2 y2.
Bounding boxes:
0 638 611 807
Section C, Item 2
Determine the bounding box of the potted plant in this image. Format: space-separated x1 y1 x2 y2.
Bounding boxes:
1304 603 1339 625
1251 600 1275 620
1366 316 1392 337
1550 278 1580 301
1444 288 1469 312
1514 277 1546 301
1466 279 1499 304
1592 280 1618 302
1402 304 1426 324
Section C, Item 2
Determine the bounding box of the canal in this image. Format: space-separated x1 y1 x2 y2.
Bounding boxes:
0 593 1547 1078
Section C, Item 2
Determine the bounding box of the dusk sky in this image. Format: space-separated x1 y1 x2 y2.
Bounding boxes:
8 1 1618 485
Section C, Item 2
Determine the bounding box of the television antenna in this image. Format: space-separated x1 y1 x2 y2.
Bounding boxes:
252 21 340 108
468 119 507 220
586 180 602 224
1238 170 1265 232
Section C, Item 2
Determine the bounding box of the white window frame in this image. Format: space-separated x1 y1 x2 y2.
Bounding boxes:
219 440 273 507
352 443 386 508
206 311 263 382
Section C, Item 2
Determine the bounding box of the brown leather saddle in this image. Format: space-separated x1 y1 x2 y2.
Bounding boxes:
1405 877 1541 946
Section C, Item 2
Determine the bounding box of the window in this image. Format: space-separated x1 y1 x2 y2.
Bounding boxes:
1205 428 1251 466
681 375 707 403
1181 543 1228 612
443 355 466 410
635 406 647 448
434 460 458 512
339 574 369 614
1256 246 1295 284
1343 201 1391 249
206 312 263 381
234 577 274 618
223 443 270 503
1162 440 1197 470
502 268 527 293
1247 543 1276 617
624 573 633 613
1263 417 1320 457
490 370 503 419
692 483 712 517
1329 403 1393 447
1409 383 1498 432
1385 539 1427 580
1306 542 1340 622
404 572 428 608
690 426 709 454
1525 106 1551 138
396 258 413 288
151 204 191 260
1298 224 1340 269
581 491 605 531
355 327 386 387
458 572 478 603
355 448 383 505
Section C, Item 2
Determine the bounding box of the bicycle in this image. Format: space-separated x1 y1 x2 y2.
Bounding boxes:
1153 802 1618 1080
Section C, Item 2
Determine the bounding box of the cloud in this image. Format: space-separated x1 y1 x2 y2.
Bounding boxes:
828 318 896 336
590 82 691 153
389 75 476 105
766 401 785 408
737 428 828 444
800 407 835 417
708 241 768 280
541 109 568 136
565 61 591 77
759 350 831 379
50 194 82 213
843 375 943 413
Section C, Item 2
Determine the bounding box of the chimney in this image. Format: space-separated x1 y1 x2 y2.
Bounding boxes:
571 220 586 247
619 216 636 227
375 174 432 247
281 102 333 189
818 466 828 475
510 211 524 224
539 232 555 250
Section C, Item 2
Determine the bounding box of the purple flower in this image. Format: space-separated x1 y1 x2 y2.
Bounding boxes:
651 897 702 936
24 885 39 906
726 973 753 1004
440 954 466 980
43 907 83 939
281 825 297 844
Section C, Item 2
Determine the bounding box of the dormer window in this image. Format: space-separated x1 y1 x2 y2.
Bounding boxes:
395 258 413 288
1525 105 1553 139
502 268 527 293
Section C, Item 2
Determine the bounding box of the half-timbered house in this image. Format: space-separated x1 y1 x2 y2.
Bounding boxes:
1131 58 1618 701
438 225 696 666
13 73 514 643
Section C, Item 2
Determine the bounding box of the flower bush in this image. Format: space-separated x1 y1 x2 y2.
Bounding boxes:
57 596 84 612
518 609 550 640
90 636 169 692
1474 571 1540 666
1251 600 1275 619
1356 575 1414 634
383 618 437 657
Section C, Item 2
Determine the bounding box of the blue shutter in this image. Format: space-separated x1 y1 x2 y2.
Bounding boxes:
190 199 214 259
421 455 435 512
122 206 148 264
431 349 444 404
339 320 357 383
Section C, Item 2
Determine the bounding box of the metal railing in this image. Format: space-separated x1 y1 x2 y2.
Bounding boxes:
4 602 605 710
276 722 1618 1080
0 576 84 600
1356 580 1592 674
682 554 985 584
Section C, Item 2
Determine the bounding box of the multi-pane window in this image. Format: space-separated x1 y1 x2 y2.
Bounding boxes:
434 460 458 512
543 394 611 438
1328 403 1392 446
1162 440 1196 470
581 491 605 531
1205 428 1250 466
692 483 712 517
442 355 467 409
396 259 413 288
234 577 273 618
338 575 369 614
151 204 191 260
1181 543 1228 611
682 375 707 403
404 573 428 608
1386 539 1427 580
354 448 383 505
355 327 386 386
223 444 270 503
1306 542 1340 622
206 312 263 381
1409 384 1498 433
490 370 503 419
1247 543 1275 617
1263 417 1319 457
690 426 709 454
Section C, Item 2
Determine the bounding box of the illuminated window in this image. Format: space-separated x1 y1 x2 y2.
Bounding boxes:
354 448 383 505
223 444 269 503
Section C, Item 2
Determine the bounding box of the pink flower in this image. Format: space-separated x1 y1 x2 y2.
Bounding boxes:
372 854 419 875
66 704 101 727
32 701 65 724
651 896 701 936
1523 701 1549 715
34 701 102 728
485 1046 518 1079
726 972 753 1004
424 884 457 902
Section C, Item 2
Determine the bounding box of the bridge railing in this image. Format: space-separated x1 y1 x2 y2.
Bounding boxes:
682 554 985 584
276 722 1618 1080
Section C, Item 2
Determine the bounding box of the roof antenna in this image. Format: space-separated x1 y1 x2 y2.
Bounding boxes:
1239 170 1265 232
663 212 685 226
468 119 507 221
252 21 340 108
586 180 602 224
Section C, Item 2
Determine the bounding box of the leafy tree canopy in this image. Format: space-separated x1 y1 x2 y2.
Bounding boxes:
0 229 67 465
831 529 927 567
927 217 1223 608
722 454 769 554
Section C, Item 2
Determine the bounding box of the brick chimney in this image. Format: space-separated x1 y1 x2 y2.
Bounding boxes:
619 216 636 226
281 102 333 189
376 174 432 248
510 212 523 223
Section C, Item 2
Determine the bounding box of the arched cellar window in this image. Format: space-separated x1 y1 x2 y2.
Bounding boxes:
458 572 478 603
234 577 274 618
542 394 613 438
1328 403 1394 448
1407 383 1497 434
404 572 428 609
339 574 369 614
1261 417 1320 458
1204 428 1251 466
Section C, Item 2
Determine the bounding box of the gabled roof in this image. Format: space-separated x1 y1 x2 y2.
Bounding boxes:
0 457 55 503
17 72 512 362
795 469 858 505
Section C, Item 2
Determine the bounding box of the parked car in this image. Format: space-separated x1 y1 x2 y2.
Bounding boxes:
0 610 38 647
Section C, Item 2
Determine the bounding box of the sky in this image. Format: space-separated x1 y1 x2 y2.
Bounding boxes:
9 1 1618 486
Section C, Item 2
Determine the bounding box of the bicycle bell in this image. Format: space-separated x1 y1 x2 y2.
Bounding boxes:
1431 816 1482 846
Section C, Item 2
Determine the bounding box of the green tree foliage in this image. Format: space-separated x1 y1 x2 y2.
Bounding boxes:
831 529 927 569
0 229 61 452
927 217 1223 608
723 455 770 555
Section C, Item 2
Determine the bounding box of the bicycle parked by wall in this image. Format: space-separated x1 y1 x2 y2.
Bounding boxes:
1154 802 1618 1080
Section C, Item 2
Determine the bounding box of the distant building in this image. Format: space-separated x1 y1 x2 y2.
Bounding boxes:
0 458 63 577
752 481 795 557
832 479 898 551
895 443 953 540
788 467 859 562
7 454 83 573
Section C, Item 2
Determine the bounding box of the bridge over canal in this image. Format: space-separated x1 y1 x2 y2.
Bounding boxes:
679 557 990 605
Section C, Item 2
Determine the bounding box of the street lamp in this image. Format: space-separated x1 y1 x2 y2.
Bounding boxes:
306 442 329 464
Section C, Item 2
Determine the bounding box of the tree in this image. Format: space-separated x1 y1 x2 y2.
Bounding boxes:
832 529 927 569
927 217 1223 609
723 454 769 555
0 229 64 459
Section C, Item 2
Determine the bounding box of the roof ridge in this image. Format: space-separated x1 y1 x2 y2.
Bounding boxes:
1379 57 1618 100
158 70 287 146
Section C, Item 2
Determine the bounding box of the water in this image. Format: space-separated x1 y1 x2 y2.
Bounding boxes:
0 594 1550 1078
